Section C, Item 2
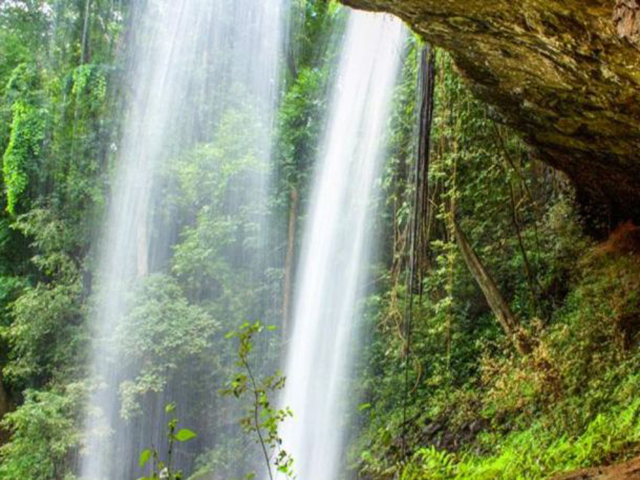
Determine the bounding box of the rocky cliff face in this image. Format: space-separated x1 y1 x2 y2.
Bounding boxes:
341 0 640 227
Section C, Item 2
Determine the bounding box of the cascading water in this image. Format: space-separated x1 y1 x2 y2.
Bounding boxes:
81 0 285 478
281 11 406 480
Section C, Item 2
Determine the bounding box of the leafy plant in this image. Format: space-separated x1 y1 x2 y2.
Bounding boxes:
0 384 85 480
138 402 198 480
222 322 295 480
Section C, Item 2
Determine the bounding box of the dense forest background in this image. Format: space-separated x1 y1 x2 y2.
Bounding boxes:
1 1 640 479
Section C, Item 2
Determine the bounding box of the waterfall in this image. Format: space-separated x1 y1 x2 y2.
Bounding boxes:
281 11 406 480
80 0 285 477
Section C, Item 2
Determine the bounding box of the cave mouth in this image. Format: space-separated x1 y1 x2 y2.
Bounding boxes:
340 0 640 234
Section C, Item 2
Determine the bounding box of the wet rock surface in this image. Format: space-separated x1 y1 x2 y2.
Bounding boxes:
419 418 489 452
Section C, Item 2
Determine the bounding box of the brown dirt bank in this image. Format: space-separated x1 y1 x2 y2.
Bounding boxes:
554 455 640 479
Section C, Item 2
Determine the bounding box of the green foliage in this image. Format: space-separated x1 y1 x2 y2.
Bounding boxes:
2 65 47 214
138 402 198 480
2 2 639 480
71 64 107 112
13 208 83 280
0 383 85 480
0 5 121 478
403 392 640 480
288 0 342 72
361 212 640 478
272 0 340 213
222 322 294 479
115 274 218 419
2 209 85 386
356 48 640 480
3 281 83 385
276 66 327 188
167 107 269 312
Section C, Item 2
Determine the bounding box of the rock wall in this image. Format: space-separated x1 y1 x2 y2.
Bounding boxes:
341 0 640 227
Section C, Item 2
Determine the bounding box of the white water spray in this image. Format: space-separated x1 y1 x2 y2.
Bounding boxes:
281 11 406 480
81 0 284 478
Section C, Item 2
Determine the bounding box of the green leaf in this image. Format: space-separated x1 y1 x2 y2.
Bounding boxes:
165 402 176 414
174 428 197 442
139 449 152 468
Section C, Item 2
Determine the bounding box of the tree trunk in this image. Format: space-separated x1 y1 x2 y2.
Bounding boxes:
80 0 92 64
452 219 532 355
0 371 8 426
282 187 298 340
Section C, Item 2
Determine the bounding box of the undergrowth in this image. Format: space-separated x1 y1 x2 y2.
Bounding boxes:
397 233 640 479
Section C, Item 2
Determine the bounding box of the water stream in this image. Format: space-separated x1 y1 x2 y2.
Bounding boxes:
281 11 406 480
80 0 285 477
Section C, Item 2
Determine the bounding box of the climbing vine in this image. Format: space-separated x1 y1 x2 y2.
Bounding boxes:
2 65 46 214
